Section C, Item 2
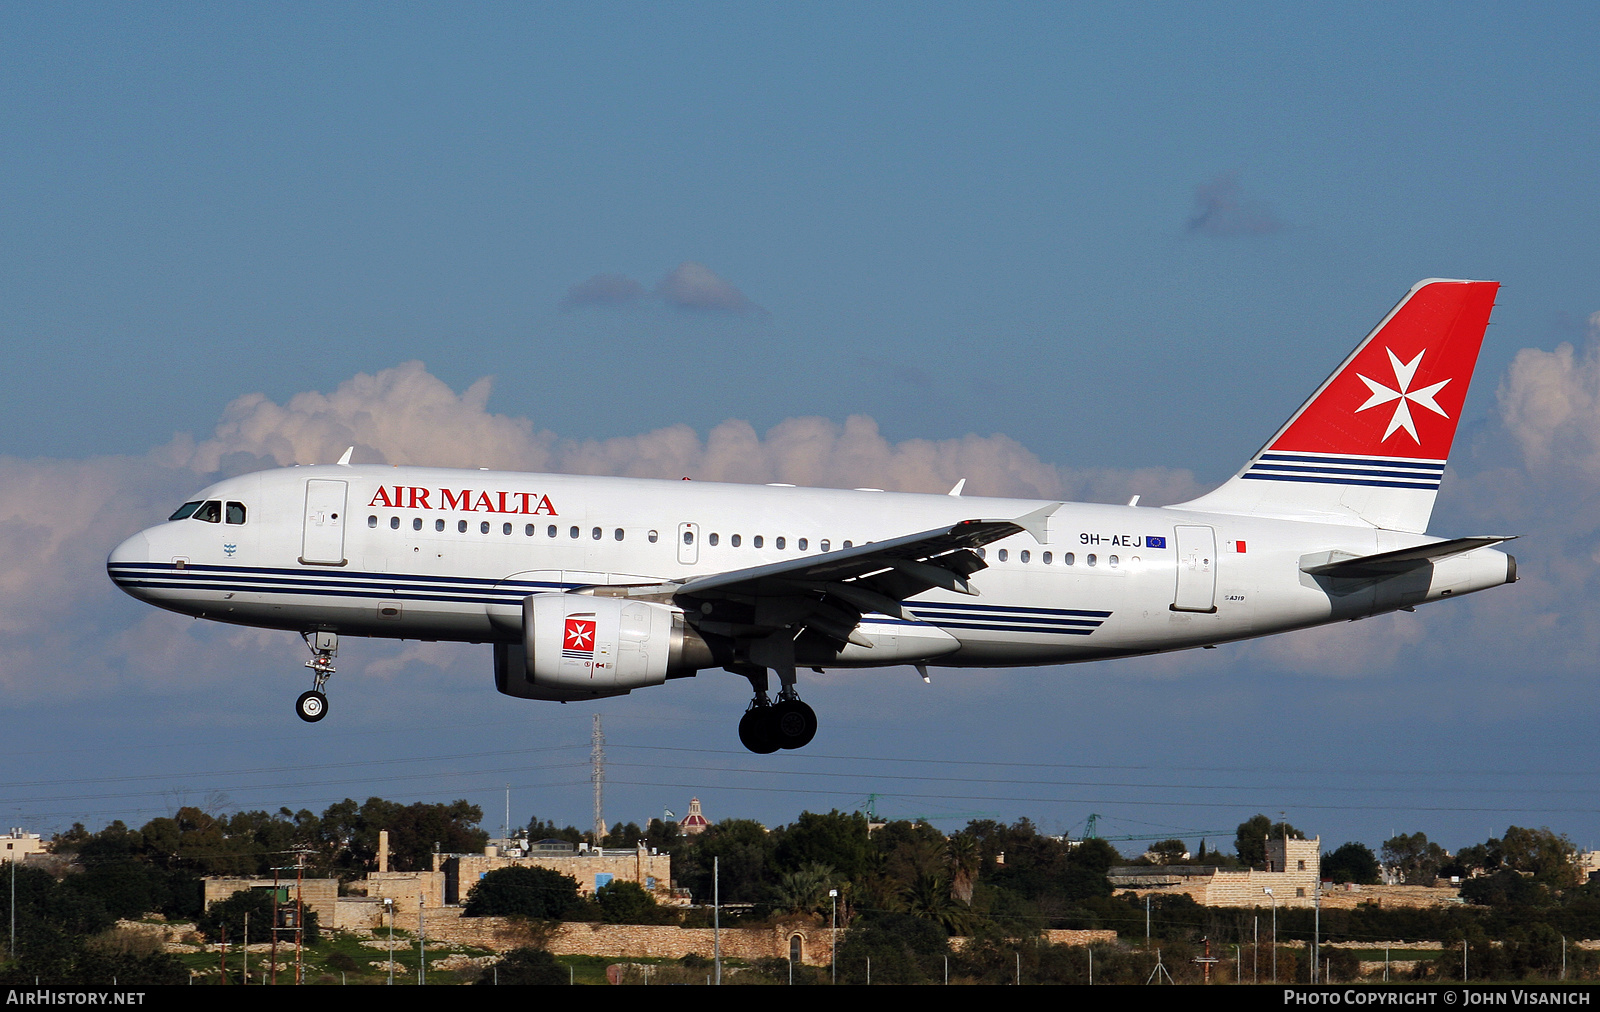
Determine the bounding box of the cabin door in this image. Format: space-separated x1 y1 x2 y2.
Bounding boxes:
301 479 348 566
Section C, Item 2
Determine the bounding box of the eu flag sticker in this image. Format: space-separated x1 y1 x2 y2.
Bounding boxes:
1145 535 1167 549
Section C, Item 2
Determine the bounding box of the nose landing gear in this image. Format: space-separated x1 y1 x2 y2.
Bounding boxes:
298 631 337 723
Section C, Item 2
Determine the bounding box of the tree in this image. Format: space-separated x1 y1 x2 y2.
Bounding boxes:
1498 826 1579 887
774 810 872 881
676 819 776 904
947 833 980 905
199 888 319 945
1146 839 1190 865
463 866 582 919
604 821 645 849
1323 842 1382 885
1382 832 1448 885
477 947 567 985
525 816 584 848
773 862 836 916
595 880 676 924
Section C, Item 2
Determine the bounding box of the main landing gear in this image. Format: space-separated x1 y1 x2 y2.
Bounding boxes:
732 665 818 753
297 630 337 723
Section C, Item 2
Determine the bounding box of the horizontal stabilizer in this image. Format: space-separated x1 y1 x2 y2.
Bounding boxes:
1301 536 1515 578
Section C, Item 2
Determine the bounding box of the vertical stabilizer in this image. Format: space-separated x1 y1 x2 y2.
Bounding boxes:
1173 279 1499 533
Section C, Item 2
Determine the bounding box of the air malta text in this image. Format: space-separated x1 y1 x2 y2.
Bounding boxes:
366 487 558 515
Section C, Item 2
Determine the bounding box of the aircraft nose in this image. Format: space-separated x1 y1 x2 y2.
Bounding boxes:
106 531 152 593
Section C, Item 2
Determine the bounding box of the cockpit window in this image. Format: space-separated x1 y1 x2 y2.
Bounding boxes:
226 502 247 525
169 501 204 521
192 500 222 523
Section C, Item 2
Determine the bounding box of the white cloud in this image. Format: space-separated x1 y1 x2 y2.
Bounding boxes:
654 261 763 314
1498 313 1600 484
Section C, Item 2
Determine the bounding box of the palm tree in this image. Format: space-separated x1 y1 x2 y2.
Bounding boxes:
773 862 836 915
947 832 980 905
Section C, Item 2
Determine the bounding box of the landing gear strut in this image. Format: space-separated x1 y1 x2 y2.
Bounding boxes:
731 663 818 753
298 630 337 723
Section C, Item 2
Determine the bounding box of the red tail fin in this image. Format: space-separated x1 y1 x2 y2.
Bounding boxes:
1176 279 1500 532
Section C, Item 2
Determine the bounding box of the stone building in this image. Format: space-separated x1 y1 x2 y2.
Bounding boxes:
1110 836 1324 908
1 828 44 864
679 798 709 836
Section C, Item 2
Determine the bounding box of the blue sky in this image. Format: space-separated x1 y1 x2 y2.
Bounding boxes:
4 4 1600 861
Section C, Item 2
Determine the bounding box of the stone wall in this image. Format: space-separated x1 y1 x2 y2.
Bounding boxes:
386 910 1119 965
412 907 837 965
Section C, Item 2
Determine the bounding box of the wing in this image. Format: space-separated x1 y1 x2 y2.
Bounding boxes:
586 503 1060 651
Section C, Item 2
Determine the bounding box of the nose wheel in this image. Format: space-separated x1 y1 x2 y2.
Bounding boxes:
296 690 328 722
298 631 338 723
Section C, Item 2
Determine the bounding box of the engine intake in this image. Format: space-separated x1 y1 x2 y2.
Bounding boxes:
493 594 711 700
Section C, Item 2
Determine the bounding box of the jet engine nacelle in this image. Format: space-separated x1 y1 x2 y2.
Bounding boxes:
493 594 711 700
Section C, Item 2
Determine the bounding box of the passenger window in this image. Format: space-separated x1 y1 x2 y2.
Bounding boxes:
368 515 378 528
821 540 830 552
798 538 808 551
193 501 222 523
614 528 624 541
480 521 491 534
548 525 557 537
976 547 986 559
776 537 785 550
1087 554 1097 567
1043 552 1052 564
1065 552 1075 566
709 533 720 547
169 501 203 521
225 502 247 525
435 519 445 532
569 526 579 539
503 523 512 535
591 527 601 540
648 530 659 543
458 520 468 533
1020 550 1030 563
525 524 535 536
1109 555 1119 567
843 540 852 549
998 549 1008 562
413 518 422 531
754 535 764 548
731 534 741 547
683 531 695 545
390 517 400 530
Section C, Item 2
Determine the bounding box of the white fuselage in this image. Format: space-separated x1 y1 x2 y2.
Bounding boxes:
107 464 1514 670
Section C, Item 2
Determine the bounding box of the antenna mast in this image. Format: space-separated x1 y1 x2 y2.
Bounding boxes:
591 714 606 845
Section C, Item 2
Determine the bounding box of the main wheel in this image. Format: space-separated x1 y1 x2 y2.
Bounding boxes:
771 699 817 749
296 690 328 723
738 706 780 754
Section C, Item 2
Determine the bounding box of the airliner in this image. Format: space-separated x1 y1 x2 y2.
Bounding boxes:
109 280 1515 752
